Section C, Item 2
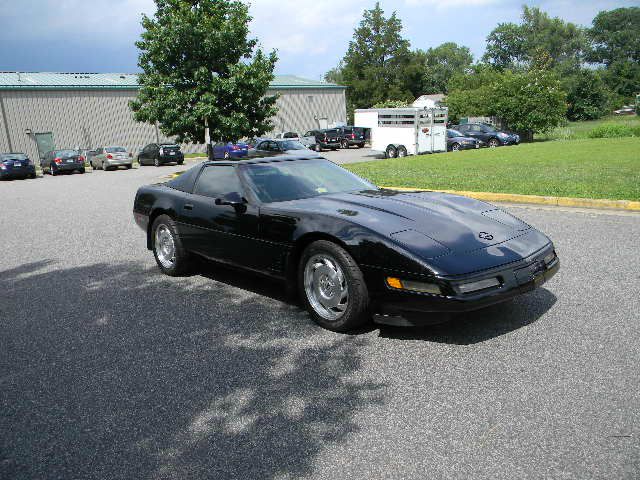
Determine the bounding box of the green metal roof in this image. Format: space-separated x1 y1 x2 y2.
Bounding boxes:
0 72 344 90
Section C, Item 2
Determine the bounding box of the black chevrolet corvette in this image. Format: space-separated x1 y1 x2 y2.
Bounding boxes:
133 156 558 332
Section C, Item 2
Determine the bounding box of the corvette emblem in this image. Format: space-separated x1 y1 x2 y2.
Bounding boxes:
479 232 494 240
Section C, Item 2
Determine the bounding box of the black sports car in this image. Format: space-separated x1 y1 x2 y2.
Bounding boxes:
133 156 559 332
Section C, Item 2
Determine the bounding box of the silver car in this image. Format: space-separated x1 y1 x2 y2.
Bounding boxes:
91 146 133 171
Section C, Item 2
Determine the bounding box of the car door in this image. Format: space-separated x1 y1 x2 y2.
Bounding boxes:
178 164 260 267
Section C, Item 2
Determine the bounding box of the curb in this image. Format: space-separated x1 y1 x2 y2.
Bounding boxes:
383 186 640 212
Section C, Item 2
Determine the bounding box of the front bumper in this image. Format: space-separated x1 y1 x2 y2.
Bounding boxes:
368 245 559 326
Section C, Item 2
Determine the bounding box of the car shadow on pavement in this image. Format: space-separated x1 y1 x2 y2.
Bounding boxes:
0 260 384 480
378 288 557 345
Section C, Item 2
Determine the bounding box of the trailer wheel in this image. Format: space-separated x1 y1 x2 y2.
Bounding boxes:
385 145 398 158
397 145 408 157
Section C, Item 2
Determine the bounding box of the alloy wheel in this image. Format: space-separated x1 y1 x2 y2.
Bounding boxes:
155 224 176 269
303 254 349 321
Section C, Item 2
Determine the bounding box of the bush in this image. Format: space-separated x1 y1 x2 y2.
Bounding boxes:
588 124 635 138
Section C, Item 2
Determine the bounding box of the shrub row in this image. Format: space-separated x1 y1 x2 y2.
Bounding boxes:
587 123 640 138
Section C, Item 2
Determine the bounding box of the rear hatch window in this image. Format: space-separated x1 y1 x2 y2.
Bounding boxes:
161 144 181 152
55 150 78 158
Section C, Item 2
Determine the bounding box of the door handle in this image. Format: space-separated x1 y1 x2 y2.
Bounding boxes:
183 203 194 211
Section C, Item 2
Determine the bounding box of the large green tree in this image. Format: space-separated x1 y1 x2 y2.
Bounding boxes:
130 0 278 143
447 67 566 137
484 6 587 71
331 2 413 116
587 7 640 99
563 69 611 121
420 42 473 94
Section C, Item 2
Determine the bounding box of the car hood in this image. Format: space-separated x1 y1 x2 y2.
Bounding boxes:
273 189 548 273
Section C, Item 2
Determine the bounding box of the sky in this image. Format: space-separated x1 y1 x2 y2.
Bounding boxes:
0 0 637 81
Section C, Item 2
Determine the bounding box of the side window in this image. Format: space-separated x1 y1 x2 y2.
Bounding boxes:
193 166 243 199
257 141 268 150
269 141 279 151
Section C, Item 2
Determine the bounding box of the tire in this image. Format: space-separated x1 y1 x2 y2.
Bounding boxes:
154 157 160 167
126 164 132 169
357 143 364 148
50 164 57 176
224 151 230 159
298 240 370 332
29 173 36 179
151 214 191 276
102 161 108 171
451 143 461 152
314 144 321 152
385 145 398 158
397 145 408 157
79 168 85 174
177 160 184 165
341 139 349 149
488 138 499 148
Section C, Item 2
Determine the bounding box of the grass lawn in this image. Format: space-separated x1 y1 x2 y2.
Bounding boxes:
345 137 640 201
538 114 640 141
184 152 207 158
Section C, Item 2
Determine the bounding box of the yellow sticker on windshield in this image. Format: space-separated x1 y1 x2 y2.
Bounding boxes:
317 187 328 193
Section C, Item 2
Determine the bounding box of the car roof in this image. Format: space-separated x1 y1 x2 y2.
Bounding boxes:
203 155 326 166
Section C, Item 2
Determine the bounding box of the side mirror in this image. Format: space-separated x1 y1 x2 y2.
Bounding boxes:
215 191 245 208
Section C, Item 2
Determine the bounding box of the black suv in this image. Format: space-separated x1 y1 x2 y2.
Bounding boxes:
453 123 520 147
336 126 366 149
303 129 340 152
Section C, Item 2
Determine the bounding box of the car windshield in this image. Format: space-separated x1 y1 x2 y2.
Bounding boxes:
56 150 77 158
447 129 463 137
106 146 127 153
243 159 377 203
1 153 28 161
279 140 307 150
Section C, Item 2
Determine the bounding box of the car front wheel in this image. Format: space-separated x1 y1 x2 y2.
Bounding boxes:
488 138 499 148
299 240 370 332
151 214 191 276
451 143 461 151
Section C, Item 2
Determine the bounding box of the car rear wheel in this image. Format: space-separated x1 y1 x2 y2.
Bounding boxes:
79 168 85 174
126 164 132 169
50 165 57 176
102 162 109 171
488 138 499 148
451 143 461 152
385 145 397 158
341 139 349 149
151 214 191 276
315 144 321 152
397 145 408 157
299 240 370 332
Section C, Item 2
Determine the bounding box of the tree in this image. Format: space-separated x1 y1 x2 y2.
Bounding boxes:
447 67 566 137
336 2 413 116
483 6 587 71
563 69 611 121
588 7 640 66
420 42 473 94
587 7 640 99
130 0 278 144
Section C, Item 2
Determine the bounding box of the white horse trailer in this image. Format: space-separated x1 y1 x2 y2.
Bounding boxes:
354 107 448 158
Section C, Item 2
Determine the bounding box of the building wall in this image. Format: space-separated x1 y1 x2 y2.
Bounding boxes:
0 87 346 162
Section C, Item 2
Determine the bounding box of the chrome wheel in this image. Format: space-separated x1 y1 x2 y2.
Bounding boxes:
304 254 349 321
452 143 460 151
155 224 176 269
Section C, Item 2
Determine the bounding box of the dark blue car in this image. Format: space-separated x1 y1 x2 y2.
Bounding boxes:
0 153 36 180
212 141 249 160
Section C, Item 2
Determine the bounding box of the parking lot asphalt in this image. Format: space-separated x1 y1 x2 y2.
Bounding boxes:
1 164 639 480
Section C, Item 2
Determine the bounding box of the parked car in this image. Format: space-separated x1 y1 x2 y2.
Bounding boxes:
251 139 320 158
133 155 559 332
138 143 185 166
446 129 481 151
303 129 340 152
91 146 133 171
41 149 85 175
0 153 36 180
613 106 636 115
78 149 96 167
453 123 519 147
274 132 300 139
212 141 249 160
336 126 366 149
